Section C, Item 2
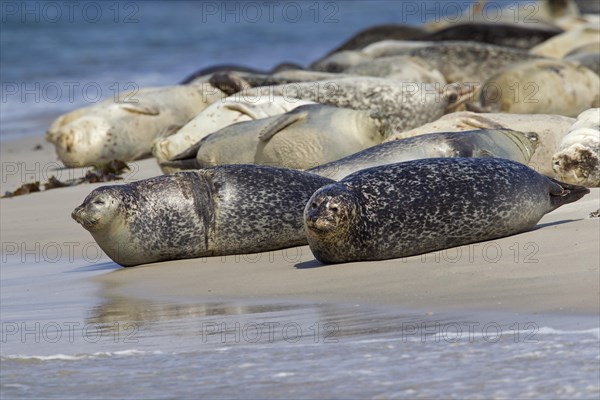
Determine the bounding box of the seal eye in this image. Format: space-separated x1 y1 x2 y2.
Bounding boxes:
93 199 105 206
330 206 338 213
311 202 318 209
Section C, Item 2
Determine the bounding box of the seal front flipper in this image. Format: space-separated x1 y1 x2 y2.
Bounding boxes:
118 101 160 116
223 103 261 120
547 178 590 209
258 110 308 142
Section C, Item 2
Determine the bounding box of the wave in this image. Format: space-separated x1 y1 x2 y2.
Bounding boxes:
1 349 164 362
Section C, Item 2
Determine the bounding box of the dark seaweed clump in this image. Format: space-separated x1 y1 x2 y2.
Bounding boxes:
2 160 129 198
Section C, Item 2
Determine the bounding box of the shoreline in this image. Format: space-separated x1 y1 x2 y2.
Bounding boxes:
1 134 599 324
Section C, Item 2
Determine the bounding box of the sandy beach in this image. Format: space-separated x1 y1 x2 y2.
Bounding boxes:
2 135 599 319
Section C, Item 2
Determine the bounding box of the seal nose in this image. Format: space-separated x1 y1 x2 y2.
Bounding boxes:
327 203 339 214
71 206 83 222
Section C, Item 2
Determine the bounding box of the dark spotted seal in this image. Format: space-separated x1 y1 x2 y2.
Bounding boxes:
304 158 589 264
72 165 334 267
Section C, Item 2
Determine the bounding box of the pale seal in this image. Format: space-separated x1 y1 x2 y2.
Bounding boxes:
426 0 579 30
385 111 576 177
307 129 538 181
72 165 334 267
46 85 225 167
553 108 600 187
530 24 600 58
304 158 590 264
152 95 315 173
468 59 600 117
164 104 391 170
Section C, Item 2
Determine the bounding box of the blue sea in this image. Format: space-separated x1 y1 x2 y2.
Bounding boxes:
1 1 599 399
0 0 531 141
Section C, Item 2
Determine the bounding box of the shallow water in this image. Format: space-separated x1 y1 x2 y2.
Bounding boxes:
2 257 599 399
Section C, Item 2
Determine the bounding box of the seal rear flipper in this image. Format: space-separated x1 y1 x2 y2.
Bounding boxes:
209 72 252 96
548 177 590 209
118 102 160 116
258 110 308 142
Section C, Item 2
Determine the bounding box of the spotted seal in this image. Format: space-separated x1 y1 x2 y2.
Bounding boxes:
236 77 450 132
310 41 544 82
72 165 334 267
304 158 589 263
307 129 538 181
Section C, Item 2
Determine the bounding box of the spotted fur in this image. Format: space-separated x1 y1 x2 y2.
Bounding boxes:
72 165 334 266
304 158 589 264
307 129 538 181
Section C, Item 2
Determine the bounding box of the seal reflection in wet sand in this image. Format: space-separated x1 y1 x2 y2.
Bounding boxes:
72 165 334 267
304 158 589 264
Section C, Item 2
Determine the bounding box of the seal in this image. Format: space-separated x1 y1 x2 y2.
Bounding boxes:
564 42 600 75
426 0 579 30
385 111 576 177
237 77 451 132
211 61 447 89
71 165 334 267
304 158 590 264
468 59 600 117
530 24 600 58
344 56 447 85
164 104 391 170
553 108 600 187
310 41 544 82
182 62 304 86
152 95 315 173
321 24 428 54
422 23 563 49
46 85 225 167
307 129 538 181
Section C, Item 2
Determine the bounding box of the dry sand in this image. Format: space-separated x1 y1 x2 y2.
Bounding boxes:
1 135 599 317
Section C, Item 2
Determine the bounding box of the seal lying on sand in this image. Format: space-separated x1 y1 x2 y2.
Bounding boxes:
72 165 334 267
530 24 600 58
422 23 563 49
234 77 451 132
553 108 600 187
46 85 225 167
307 129 538 181
468 59 600 117
310 41 544 82
164 104 391 170
304 158 590 264
152 96 315 173
385 111 576 177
